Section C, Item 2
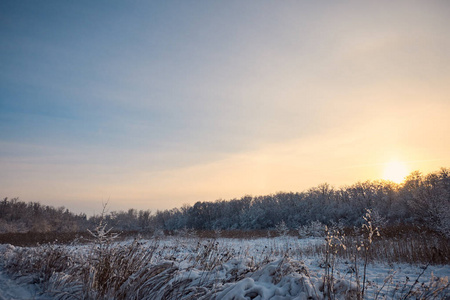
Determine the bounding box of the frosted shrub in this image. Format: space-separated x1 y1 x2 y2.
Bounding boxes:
437 202 450 238
275 220 289 237
321 225 347 299
298 220 326 238
47 238 162 299
354 209 380 299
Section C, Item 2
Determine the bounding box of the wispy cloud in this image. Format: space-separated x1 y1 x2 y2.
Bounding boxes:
1 0 449 212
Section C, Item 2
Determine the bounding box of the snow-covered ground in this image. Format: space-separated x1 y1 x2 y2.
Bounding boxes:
0 269 50 300
0 237 449 299
151 237 450 299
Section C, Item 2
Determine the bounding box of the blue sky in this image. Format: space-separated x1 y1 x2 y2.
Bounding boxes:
1 1 449 214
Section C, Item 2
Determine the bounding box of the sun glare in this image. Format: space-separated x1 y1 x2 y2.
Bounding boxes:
383 160 408 183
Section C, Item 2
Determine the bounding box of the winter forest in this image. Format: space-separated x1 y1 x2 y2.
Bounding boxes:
1 168 449 237
1 168 449 299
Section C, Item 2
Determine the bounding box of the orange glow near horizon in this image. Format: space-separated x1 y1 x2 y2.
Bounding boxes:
382 160 409 183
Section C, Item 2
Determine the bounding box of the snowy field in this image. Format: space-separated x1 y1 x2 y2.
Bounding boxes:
0 235 449 299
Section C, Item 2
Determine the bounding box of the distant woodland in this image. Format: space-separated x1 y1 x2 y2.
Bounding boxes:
1 168 449 237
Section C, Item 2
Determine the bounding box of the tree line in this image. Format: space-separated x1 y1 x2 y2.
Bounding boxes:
1 168 449 237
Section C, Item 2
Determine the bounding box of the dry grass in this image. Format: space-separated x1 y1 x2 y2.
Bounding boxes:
304 232 449 266
1 226 449 299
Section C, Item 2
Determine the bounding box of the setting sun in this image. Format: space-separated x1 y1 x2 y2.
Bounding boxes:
383 160 409 183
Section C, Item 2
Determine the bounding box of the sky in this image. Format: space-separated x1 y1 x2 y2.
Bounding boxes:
1 1 449 215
